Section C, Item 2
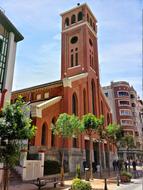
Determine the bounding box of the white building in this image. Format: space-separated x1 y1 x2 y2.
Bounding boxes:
0 9 23 109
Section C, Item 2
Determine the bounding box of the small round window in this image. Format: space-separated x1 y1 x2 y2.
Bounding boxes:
89 39 93 46
71 36 78 44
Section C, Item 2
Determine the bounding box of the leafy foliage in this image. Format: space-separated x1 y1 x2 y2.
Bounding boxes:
106 123 123 144
71 178 92 190
82 113 103 136
53 113 83 137
0 96 36 167
121 171 132 178
120 135 135 149
0 96 36 140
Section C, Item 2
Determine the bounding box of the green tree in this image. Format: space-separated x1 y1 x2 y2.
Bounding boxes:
0 96 36 190
82 113 104 179
105 123 122 174
53 113 83 186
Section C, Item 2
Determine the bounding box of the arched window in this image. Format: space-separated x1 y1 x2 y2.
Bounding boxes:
72 93 78 115
65 17 69 27
91 79 96 115
41 123 46 145
51 118 56 147
71 14 76 24
83 89 87 114
78 11 83 21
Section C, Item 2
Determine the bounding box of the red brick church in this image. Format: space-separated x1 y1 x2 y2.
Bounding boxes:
12 4 117 172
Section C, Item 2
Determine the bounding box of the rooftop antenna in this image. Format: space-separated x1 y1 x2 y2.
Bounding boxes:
77 3 80 6
0 7 5 14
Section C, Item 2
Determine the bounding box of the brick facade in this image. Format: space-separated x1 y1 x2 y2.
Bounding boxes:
12 4 117 171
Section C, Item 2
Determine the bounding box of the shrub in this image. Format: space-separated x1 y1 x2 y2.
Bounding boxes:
71 178 92 190
121 171 132 179
44 160 61 175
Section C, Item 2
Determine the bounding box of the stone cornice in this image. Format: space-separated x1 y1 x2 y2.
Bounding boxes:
31 96 62 118
63 73 88 88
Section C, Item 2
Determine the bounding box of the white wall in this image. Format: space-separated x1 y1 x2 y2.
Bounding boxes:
4 32 17 105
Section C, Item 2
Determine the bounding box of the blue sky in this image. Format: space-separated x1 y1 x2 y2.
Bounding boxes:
1 0 142 97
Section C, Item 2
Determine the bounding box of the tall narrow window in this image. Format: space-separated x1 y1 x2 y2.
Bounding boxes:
87 14 89 22
83 89 87 114
107 113 110 125
71 54 74 67
91 80 96 115
71 15 76 24
51 118 56 147
65 17 69 27
41 124 46 145
78 12 83 21
90 18 92 27
75 48 78 66
75 53 78 66
93 23 95 31
90 54 92 66
101 101 104 115
72 93 78 115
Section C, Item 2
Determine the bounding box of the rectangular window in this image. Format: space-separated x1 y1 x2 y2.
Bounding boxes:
71 54 74 67
118 91 129 97
119 100 130 106
120 119 133 126
120 109 131 116
0 39 3 54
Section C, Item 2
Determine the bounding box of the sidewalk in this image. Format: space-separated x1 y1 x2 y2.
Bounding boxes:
9 177 117 190
9 168 143 190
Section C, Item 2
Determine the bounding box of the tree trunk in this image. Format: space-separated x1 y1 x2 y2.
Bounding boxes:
98 141 102 178
3 165 9 190
60 137 65 186
107 142 110 176
89 136 93 179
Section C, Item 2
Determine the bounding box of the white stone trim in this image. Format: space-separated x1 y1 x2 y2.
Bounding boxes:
31 96 62 118
62 22 97 38
84 136 89 140
63 73 88 88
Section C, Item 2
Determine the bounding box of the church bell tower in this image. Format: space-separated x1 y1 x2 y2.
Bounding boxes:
61 3 100 81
